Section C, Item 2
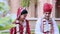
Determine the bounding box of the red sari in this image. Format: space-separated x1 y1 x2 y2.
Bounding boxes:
10 20 30 34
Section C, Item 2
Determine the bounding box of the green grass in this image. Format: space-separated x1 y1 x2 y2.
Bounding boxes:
1 30 34 34
58 25 60 32
31 30 34 34
1 32 9 34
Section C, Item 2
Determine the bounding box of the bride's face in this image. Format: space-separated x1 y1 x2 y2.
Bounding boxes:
20 14 27 20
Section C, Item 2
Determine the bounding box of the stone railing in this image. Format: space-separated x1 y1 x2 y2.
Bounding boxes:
0 18 60 33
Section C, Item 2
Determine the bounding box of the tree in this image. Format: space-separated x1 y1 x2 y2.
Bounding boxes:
20 0 30 7
0 0 15 31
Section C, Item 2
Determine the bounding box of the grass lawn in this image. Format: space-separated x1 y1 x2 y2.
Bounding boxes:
1 32 9 34
1 30 34 34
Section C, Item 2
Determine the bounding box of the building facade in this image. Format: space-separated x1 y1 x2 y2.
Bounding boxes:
7 0 60 30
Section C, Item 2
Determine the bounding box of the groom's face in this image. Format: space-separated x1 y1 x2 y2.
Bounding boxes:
44 12 51 19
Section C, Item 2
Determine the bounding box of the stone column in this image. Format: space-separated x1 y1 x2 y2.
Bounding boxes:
27 0 35 18
50 0 56 18
10 0 20 14
37 0 45 18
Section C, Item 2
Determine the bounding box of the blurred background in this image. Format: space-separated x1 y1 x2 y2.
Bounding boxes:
0 0 60 34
